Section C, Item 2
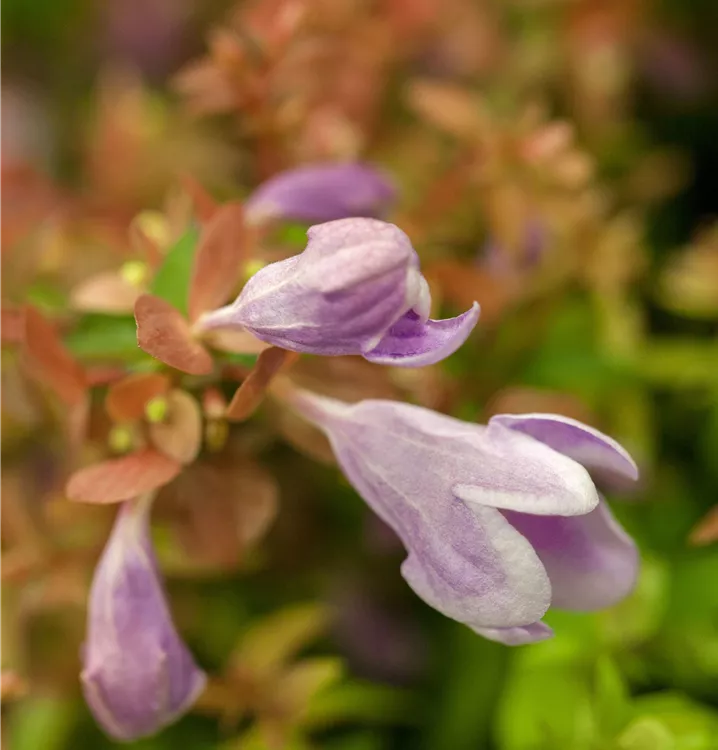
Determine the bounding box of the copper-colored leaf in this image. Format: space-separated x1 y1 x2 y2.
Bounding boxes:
159 458 278 569
188 201 247 322
66 449 182 504
1 671 29 701
70 271 140 314
179 173 219 224
135 294 213 375
2 306 25 344
689 505 718 546
149 389 203 464
226 348 298 421
106 372 171 422
22 306 86 405
426 260 515 325
406 80 487 139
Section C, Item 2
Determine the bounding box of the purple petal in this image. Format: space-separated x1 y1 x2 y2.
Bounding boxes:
245 163 396 224
455 422 599 517
82 497 206 741
489 413 639 492
288 392 555 628
198 219 415 355
504 499 639 611
363 303 480 367
472 620 554 646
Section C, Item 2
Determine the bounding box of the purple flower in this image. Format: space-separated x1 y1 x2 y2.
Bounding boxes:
198 218 479 367
245 163 396 225
285 391 640 645
81 496 206 741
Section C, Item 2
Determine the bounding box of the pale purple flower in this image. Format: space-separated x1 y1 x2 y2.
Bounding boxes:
245 163 396 225
198 218 480 367
285 390 640 645
81 496 206 741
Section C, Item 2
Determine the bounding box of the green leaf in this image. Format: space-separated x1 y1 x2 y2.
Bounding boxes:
150 228 199 316
617 717 674 750
65 314 143 361
8 695 79 750
496 664 597 750
303 681 416 729
422 624 507 750
593 656 630 740
627 693 718 750
632 340 718 389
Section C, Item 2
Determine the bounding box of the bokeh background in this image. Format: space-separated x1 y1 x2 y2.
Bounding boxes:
3 0 718 748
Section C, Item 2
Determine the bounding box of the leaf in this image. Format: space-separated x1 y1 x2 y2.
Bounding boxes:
66 449 182 503
179 173 219 223
188 201 247 322
159 458 278 570
70 271 140 314
1 306 25 344
135 294 213 375
150 228 199 316
22 306 86 405
226 347 298 421
232 604 330 678
65 314 143 361
105 372 171 422
426 260 514 325
148 389 203 464
302 681 416 729
689 505 718 546
275 658 345 720
406 80 487 139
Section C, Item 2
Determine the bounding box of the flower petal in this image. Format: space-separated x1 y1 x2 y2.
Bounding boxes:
245 163 396 224
82 497 206 740
503 499 639 611
363 303 480 367
472 621 554 646
455 422 599 517
399 503 551 629
490 413 639 492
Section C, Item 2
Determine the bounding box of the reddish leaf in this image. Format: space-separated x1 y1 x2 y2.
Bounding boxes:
160 458 278 569
149 389 203 464
179 173 219 224
188 201 247 322
135 294 213 375
66 449 182 504
105 372 171 422
689 505 718 546
22 306 86 405
203 327 271 355
226 348 298 422
2 306 25 344
70 271 140 314
426 260 515 325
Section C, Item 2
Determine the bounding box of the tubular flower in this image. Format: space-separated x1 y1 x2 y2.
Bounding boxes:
81 496 206 741
285 391 640 645
245 163 396 224
198 218 480 367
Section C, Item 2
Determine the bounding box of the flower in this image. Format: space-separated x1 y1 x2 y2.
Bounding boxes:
198 218 480 367
284 390 640 645
245 163 396 224
81 495 206 740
